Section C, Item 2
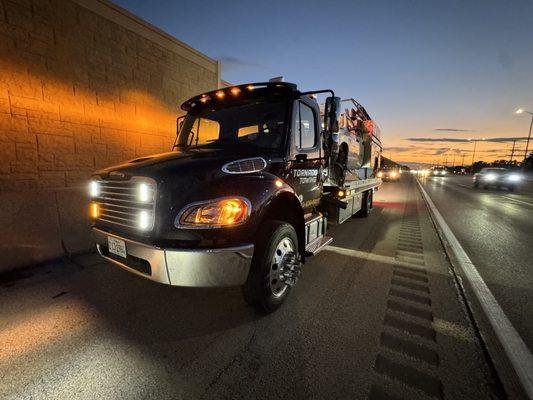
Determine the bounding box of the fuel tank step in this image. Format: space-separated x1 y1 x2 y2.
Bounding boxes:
305 236 333 256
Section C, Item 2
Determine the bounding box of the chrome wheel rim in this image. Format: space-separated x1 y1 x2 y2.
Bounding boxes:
269 237 294 297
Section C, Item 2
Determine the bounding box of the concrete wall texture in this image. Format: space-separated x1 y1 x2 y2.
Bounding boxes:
0 0 220 272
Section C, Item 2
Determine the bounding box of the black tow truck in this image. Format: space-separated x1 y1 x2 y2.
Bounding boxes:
89 81 382 312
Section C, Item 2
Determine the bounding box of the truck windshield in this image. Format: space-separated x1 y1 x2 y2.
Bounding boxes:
176 99 289 151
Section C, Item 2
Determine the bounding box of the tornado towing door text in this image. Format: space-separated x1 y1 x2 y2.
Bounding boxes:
89 81 382 312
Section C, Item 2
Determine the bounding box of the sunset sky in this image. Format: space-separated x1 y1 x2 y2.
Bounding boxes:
116 0 533 166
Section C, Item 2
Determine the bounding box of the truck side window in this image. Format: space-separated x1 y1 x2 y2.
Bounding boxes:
297 102 316 149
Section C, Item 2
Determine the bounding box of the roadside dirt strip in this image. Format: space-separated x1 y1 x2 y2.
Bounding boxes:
0 176 503 400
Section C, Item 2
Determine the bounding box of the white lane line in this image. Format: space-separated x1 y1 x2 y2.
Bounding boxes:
324 245 426 271
503 196 533 207
416 179 533 397
457 183 473 189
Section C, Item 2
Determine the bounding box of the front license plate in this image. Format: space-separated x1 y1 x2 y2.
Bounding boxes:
108 236 127 258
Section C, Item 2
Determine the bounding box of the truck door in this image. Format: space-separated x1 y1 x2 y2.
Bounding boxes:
286 98 323 212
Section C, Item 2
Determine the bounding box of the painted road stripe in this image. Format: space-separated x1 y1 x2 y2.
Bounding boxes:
503 196 533 207
417 179 533 398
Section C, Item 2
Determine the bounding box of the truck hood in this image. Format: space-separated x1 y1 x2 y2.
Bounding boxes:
93 147 272 180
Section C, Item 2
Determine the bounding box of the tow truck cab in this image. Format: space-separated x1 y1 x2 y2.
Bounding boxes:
89 81 380 312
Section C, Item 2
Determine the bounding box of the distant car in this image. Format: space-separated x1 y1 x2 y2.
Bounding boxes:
431 167 448 176
377 169 400 182
473 168 522 191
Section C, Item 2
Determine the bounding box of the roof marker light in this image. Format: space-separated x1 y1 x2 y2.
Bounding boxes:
230 87 241 96
215 90 225 99
199 95 210 103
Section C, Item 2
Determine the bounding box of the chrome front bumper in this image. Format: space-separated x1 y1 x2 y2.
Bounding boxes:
93 228 254 287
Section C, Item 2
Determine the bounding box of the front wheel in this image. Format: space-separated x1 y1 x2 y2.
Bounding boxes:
243 221 300 313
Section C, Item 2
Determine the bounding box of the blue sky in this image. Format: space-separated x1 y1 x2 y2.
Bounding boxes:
115 0 533 164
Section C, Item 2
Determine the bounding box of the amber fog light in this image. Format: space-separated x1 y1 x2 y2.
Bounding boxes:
90 202 100 219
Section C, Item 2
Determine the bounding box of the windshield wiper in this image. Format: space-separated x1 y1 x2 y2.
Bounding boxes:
206 138 239 143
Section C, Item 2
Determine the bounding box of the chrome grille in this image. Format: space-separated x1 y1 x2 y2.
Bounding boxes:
93 177 156 230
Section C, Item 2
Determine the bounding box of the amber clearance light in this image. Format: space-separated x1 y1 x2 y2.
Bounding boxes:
176 197 251 228
90 202 100 219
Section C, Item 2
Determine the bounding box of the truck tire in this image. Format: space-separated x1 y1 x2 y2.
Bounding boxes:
242 221 298 313
357 190 372 218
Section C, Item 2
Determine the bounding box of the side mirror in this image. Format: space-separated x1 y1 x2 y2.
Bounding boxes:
324 96 341 134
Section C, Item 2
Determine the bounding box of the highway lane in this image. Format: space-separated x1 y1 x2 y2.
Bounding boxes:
0 177 501 400
418 174 533 353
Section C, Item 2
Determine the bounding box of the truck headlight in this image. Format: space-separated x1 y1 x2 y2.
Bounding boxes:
138 183 152 202
176 197 251 228
89 180 100 197
508 174 521 182
138 210 153 230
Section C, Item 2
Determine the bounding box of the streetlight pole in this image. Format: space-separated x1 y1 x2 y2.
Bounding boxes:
510 139 516 163
471 140 477 166
468 137 485 173
515 109 533 167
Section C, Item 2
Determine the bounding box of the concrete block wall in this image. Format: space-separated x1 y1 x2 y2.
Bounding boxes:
0 0 220 272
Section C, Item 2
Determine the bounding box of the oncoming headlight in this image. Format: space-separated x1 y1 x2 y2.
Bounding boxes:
484 174 497 181
508 174 522 182
175 197 251 228
377 172 383 178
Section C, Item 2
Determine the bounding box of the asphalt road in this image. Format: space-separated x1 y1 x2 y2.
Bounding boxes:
1 176 503 400
418 174 533 355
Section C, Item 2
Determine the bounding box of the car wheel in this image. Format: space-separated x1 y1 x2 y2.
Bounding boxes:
474 181 479 188
243 221 299 313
